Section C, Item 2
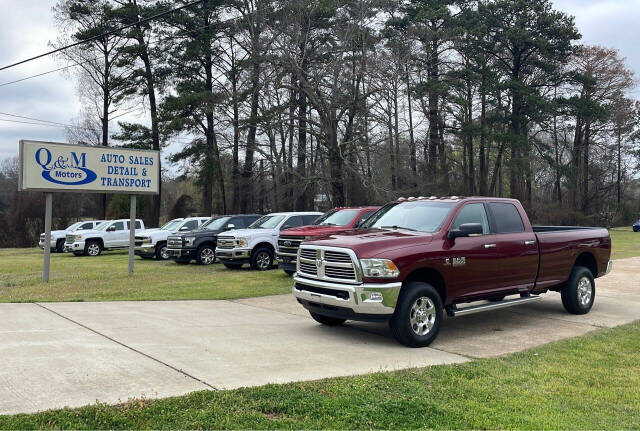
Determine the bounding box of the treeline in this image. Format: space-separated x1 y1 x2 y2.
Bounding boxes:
2 0 640 247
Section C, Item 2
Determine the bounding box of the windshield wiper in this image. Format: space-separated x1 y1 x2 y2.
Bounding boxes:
379 225 417 232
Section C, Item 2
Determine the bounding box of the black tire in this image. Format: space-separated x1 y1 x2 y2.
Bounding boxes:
389 281 443 348
84 240 102 257
283 269 296 276
309 311 346 326
174 257 191 264
196 245 216 265
55 239 65 253
561 265 595 315
251 247 274 271
224 262 243 269
155 242 170 260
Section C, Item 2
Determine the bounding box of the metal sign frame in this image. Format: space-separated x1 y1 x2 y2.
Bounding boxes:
18 140 159 282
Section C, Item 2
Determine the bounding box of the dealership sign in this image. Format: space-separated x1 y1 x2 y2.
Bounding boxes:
19 140 159 194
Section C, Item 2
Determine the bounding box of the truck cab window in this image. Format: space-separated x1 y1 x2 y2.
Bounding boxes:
183 220 198 230
452 203 490 234
281 216 303 230
488 203 525 233
113 221 125 231
228 218 244 229
81 222 93 229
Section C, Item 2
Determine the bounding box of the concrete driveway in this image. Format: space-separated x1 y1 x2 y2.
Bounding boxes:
1 257 638 415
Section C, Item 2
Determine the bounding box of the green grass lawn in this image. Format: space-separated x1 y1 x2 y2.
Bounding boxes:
0 248 292 303
0 227 637 303
609 227 640 260
1 320 638 429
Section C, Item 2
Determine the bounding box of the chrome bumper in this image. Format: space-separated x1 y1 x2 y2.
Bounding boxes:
215 247 251 260
604 260 613 275
135 244 155 252
292 274 401 315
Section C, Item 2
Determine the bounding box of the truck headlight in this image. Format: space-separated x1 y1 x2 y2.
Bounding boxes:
185 237 195 247
360 258 400 278
236 237 248 247
141 237 152 244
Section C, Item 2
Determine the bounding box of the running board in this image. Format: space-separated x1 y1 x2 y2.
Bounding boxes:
450 295 541 317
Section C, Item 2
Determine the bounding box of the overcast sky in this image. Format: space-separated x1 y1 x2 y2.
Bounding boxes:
1 0 639 164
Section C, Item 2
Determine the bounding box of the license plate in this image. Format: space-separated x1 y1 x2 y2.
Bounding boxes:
282 257 291 263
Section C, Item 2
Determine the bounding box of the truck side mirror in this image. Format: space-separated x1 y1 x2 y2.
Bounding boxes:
179 226 189 231
448 223 483 239
107 226 116 232
226 223 235 230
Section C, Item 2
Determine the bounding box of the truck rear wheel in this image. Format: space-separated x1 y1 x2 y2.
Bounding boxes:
309 312 346 326
389 281 443 348
84 241 102 257
561 266 595 315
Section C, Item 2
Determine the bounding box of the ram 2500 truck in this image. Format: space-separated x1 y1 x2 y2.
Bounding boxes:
277 206 380 275
292 197 612 347
135 217 210 260
167 214 262 264
39 220 105 252
66 219 145 256
217 212 322 270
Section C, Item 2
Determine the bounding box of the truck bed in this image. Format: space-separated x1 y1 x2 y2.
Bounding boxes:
534 226 611 292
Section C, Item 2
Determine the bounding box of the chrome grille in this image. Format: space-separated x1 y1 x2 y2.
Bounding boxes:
217 236 235 249
167 236 183 248
278 235 303 256
40 234 45 240
65 234 75 243
297 246 359 283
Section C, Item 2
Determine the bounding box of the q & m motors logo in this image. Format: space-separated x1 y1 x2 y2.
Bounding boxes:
35 147 97 186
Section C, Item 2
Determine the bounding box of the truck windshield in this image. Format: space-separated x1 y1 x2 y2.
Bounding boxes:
65 222 83 231
161 220 181 230
364 201 455 233
202 216 230 231
249 215 285 229
94 222 111 231
314 209 360 226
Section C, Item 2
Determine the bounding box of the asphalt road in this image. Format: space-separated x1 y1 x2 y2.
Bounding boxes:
1 257 638 415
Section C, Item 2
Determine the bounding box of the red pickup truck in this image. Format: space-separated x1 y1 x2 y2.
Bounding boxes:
292 197 612 347
276 206 380 275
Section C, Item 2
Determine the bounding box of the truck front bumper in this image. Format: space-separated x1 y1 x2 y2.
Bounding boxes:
275 252 296 272
67 241 85 252
216 247 251 263
38 240 56 249
134 244 156 257
167 248 196 259
292 274 401 320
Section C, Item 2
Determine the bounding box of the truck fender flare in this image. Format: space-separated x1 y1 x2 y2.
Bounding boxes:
402 267 447 305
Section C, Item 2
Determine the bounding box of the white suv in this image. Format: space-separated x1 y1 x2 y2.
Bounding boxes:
39 220 105 253
66 219 145 256
134 217 210 260
216 212 322 270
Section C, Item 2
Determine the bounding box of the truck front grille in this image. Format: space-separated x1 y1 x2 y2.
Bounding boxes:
278 235 303 255
297 246 359 284
65 234 75 243
167 236 183 248
217 236 235 249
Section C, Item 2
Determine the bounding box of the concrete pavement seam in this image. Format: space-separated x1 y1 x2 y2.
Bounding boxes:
34 302 219 391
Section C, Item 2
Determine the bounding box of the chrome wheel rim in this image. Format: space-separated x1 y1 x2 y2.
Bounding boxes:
200 248 215 264
159 246 169 260
409 296 436 336
577 276 593 306
87 243 100 256
256 251 271 270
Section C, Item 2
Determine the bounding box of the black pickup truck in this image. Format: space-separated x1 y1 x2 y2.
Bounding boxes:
166 214 261 265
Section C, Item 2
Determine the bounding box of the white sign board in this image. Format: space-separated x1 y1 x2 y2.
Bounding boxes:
19 140 159 195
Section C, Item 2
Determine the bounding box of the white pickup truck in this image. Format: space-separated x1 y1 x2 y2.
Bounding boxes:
39 220 105 252
65 219 145 256
216 212 322 270
134 217 210 260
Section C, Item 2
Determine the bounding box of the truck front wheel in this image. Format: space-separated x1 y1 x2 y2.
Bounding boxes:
561 266 595 315
84 241 102 257
389 281 443 348
196 245 216 265
55 239 65 253
251 247 274 271
155 242 169 260
309 312 345 326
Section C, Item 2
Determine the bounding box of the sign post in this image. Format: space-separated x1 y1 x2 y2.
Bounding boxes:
18 140 159 282
129 195 136 274
43 193 52 282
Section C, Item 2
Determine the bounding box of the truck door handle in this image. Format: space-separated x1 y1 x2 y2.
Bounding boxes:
524 240 535 245
484 244 497 249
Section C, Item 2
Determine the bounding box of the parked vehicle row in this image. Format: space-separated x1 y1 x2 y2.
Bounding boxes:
38 196 613 348
39 220 105 252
